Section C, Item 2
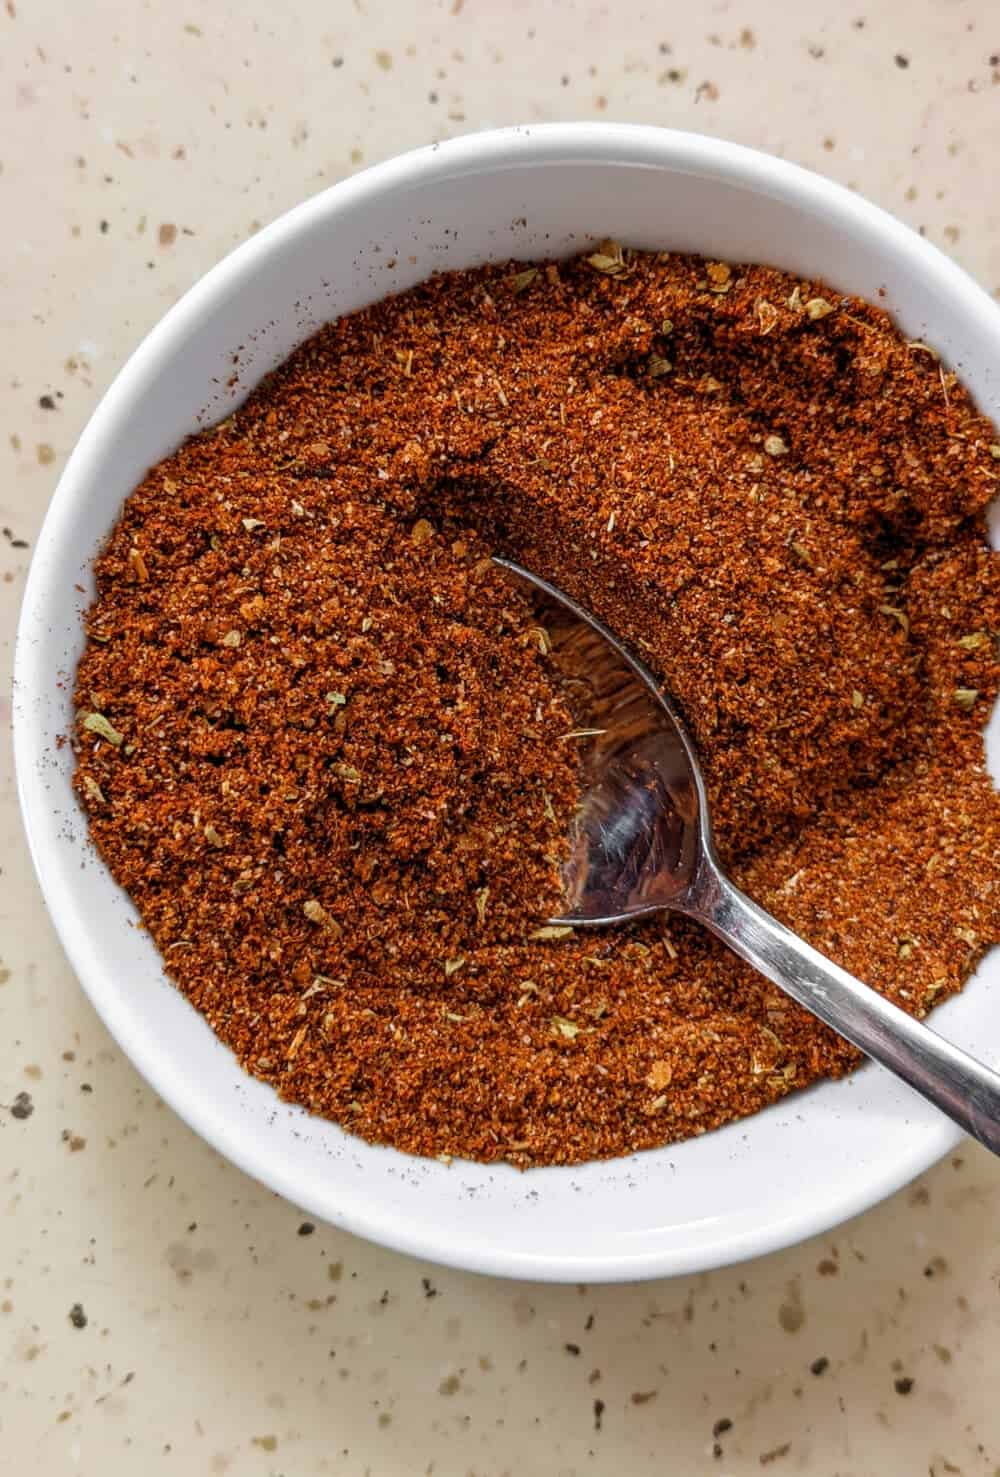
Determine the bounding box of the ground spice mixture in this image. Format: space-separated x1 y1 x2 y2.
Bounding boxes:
74 245 1000 1166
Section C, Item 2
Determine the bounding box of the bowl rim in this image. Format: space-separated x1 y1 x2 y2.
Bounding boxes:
17 120 992 1282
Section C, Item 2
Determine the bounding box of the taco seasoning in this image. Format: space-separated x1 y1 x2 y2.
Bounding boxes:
73 245 1000 1166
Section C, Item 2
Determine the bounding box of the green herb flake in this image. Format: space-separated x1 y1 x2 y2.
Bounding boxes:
507 267 539 295
551 1015 581 1039
82 712 123 747
756 299 779 335
879 604 910 636
586 239 626 276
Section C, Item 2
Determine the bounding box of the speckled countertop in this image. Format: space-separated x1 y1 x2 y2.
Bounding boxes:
3 2 1000 1473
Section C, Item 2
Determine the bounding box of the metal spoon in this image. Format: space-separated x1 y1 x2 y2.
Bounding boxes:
495 555 1000 1155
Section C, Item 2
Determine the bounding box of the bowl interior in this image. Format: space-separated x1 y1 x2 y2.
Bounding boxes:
15 125 1000 1281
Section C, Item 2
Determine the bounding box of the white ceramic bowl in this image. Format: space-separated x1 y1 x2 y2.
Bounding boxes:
15 124 1000 1282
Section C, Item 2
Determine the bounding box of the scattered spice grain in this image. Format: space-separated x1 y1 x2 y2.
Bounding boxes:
74 245 1000 1167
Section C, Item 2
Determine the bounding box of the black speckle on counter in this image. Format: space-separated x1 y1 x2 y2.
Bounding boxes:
9 1091 34 1120
895 52 910 68
593 1398 605 1431
810 1356 830 1376
894 1375 915 1395
297 1221 315 1236
68 1302 87 1329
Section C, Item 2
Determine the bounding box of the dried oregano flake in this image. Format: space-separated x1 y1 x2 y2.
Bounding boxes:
82 712 123 746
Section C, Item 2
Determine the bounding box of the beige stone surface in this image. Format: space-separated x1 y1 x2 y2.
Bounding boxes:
3 2 1000 1473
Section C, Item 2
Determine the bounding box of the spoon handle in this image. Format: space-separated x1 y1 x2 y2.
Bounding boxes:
693 865 1000 1155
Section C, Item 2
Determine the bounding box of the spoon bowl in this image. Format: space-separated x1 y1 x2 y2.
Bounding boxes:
493 557 708 923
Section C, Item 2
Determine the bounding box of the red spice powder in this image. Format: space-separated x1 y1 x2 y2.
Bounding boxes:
73 246 1000 1165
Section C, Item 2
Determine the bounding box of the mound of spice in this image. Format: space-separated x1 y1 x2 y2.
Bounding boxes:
74 245 1000 1166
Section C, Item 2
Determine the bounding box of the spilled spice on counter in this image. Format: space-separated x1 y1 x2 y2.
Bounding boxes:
74 245 1000 1166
